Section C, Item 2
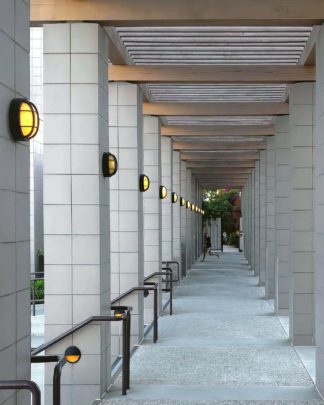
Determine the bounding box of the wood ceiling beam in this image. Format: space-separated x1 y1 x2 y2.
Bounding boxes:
110 65 315 83
298 26 320 66
30 0 324 26
181 152 260 160
187 161 255 168
162 125 275 137
143 102 289 116
173 141 266 151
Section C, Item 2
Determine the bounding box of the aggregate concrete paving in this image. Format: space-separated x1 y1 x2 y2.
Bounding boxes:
98 250 323 404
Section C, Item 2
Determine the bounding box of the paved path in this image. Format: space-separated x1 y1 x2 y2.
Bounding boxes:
99 251 323 404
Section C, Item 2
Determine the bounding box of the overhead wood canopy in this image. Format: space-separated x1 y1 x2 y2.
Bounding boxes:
143 102 289 116
162 125 274 137
173 141 267 151
110 65 315 83
181 152 260 160
187 161 255 168
30 0 324 26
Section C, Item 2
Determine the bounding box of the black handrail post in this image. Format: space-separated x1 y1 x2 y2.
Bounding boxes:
0 380 41 405
53 357 67 405
169 273 173 316
153 285 158 343
126 311 131 389
32 278 36 316
122 317 128 395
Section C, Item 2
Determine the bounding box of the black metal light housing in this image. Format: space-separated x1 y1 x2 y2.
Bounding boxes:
64 346 81 364
139 174 150 192
102 152 118 177
172 192 178 203
9 98 39 141
160 185 167 199
144 290 149 298
191 204 195 211
186 201 191 209
180 197 185 207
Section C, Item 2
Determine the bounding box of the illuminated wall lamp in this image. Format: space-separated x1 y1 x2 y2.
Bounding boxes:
102 152 118 177
191 204 195 211
160 185 168 199
139 174 150 192
180 197 186 207
172 192 178 204
9 98 39 141
186 201 191 209
64 346 81 364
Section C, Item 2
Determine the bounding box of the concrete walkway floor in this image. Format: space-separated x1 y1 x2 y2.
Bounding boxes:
98 251 324 404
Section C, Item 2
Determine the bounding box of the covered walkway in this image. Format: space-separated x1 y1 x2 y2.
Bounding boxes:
100 251 322 404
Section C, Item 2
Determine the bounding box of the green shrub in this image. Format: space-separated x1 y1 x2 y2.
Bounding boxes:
228 232 239 247
30 279 44 301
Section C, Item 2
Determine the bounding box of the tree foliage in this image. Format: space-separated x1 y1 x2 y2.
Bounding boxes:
202 189 240 242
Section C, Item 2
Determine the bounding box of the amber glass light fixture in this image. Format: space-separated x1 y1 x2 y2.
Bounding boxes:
139 174 150 192
102 152 118 177
160 185 167 199
172 192 178 203
186 201 191 209
9 98 39 141
191 204 195 211
180 197 186 207
65 346 81 364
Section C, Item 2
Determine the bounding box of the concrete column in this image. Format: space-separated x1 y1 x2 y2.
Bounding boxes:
0 1 31 403
265 137 276 299
274 116 291 314
109 82 144 357
259 151 266 286
43 23 110 403
180 161 188 276
143 116 162 277
254 161 260 277
250 171 255 269
289 82 315 345
172 151 181 263
315 25 324 395
186 168 193 268
161 137 173 261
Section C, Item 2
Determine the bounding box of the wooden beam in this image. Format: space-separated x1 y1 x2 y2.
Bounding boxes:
110 65 315 83
192 170 251 175
191 167 252 172
187 161 255 168
143 102 289 116
30 0 324 26
173 141 267 151
181 152 260 160
162 125 275 137
298 26 320 66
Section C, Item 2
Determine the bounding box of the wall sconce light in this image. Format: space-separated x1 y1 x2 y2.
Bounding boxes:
144 290 149 298
9 98 39 141
191 204 195 211
195 206 199 212
172 192 178 204
186 201 191 209
102 152 118 177
114 309 125 318
64 346 81 364
180 197 186 207
160 185 167 199
139 174 150 192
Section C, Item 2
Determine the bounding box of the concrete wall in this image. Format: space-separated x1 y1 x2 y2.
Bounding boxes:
0 1 31 403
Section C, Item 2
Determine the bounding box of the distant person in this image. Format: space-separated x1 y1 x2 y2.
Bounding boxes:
201 233 219 262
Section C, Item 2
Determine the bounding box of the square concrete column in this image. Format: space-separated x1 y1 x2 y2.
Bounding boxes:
289 82 315 345
0 2 31 403
161 137 173 260
315 24 324 395
259 151 266 286
250 171 255 270
180 161 188 276
43 23 110 403
186 168 193 267
172 151 181 264
109 82 144 357
274 116 291 314
254 161 260 277
265 137 276 299
143 116 162 277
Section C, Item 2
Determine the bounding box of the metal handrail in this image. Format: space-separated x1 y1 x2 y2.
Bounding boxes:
31 311 132 397
111 285 159 343
144 269 173 315
30 272 44 316
162 261 180 283
0 380 41 405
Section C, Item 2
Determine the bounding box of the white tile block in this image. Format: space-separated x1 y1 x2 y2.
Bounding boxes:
71 145 99 174
71 114 99 144
44 84 71 114
72 295 100 324
118 127 139 148
44 54 70 84
119 253 139 273
44 205 71 234
119 232 138 253
44 175 71 205
71 54 99 83
72 205 100 234
117 83 138 106
45 295 72 324
71 23 99 53
44 114 70 144
45 265 72 294
45 235 72 265
71 84 99 114
119 211 139 232
117 106 138 127
43 144 71 174
72 235 100 264
44 24 70 53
